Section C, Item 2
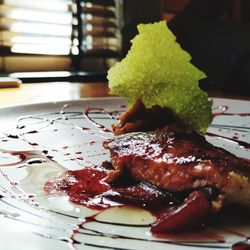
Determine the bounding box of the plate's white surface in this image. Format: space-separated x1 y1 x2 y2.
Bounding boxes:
0 97 249 250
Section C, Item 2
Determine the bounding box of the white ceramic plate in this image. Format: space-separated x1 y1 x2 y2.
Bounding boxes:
0 97 249 250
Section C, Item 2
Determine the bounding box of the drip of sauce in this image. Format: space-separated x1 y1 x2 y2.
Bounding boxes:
200 231 225 243
26 130 38 134
44 165 111 210
212 105 228 117
84 107 106 129
232 240 250 250
43 161 224 233
211 107 250 143
81 127 90 131
0 104 249 247
212 105 250 118
206 132 250 150
0 149 49 167
69 229 81 246
84 107 113 133
7 134 19 139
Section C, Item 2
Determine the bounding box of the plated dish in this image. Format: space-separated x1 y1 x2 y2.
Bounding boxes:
0 97 249 250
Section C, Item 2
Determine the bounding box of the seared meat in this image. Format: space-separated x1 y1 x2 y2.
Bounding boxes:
104 126 250 208
112 100 181 135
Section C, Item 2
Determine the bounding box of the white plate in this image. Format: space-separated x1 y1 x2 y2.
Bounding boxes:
0 97 249 250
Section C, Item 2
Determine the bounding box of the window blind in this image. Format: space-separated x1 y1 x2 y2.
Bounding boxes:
0 0 74 72
71 0 121 71
0 0 122 73
81 0 121 54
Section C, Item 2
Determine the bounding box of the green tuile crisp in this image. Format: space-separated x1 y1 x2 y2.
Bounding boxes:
107 21 212 133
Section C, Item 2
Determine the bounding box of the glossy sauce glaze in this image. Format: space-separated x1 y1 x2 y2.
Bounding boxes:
0 148 49 167
43 160 220 233
0 103 249 249
232 240 250 250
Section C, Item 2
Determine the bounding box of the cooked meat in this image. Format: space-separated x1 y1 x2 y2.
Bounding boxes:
112 100 181 135
104 125 250 209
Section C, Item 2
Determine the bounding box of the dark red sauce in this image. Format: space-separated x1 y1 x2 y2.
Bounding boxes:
0 149 49 167
7 134 19 139
212 105 250 118
81 127 90 131
1 104 249 246
151 191 212 234
206 132 250 150
84 107 116 133
68 229 81 246
84 107 106 129
26 130 38 134
212 105 229 116
44 166 111 209
44 163 172 209
222 227 248 238
44 160 222 233
232 240 250 250
102 128 112 133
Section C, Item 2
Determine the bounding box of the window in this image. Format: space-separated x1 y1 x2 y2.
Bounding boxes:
0 0 122 74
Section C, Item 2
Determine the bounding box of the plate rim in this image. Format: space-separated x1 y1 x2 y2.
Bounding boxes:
0 96 249 110
0 96 125 110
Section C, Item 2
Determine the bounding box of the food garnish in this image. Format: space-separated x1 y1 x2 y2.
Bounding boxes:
107 21 212 133
43 21 250 235
104 21 250 233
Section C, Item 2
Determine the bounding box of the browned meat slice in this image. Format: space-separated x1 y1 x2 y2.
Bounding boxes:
112 100 181 135
104 126 250 209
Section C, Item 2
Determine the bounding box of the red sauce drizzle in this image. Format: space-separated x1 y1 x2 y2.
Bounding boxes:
0 149 49 167
206 132 250 150
232 240 250 250
212 105 229 117
0 104 249 244
212 105 250 118
44 163 225 234
84 107 106 129
44 166 111 210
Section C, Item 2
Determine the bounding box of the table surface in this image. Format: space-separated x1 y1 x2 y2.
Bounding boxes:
0 82 249 107
0 82 111 106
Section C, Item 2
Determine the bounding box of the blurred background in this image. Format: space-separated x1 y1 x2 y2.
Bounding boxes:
0 0 249 95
